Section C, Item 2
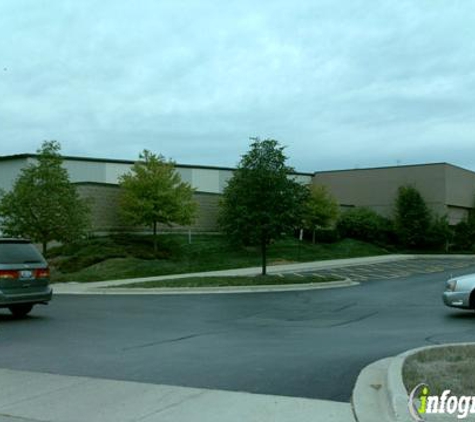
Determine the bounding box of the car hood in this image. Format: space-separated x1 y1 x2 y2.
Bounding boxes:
450 273 475 283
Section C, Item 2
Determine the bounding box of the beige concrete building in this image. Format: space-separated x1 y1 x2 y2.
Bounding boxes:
1 154 474 232
314 163 475 224
0 154 312 233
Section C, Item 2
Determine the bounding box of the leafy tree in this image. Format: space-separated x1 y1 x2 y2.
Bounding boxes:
394 185 431 249
218 138 307 275
302 184 339 243
119 150 197 253
0 141 90 253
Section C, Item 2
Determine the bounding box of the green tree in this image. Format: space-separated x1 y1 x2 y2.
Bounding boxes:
119 150 197 253
302 184 339 243
218 138 307 275
0 141 90 253
394 185 431 249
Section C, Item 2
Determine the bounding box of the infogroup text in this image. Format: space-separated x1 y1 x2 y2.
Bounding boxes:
409 384 475 420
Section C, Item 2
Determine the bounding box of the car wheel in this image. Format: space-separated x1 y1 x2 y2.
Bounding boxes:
8 304 34 318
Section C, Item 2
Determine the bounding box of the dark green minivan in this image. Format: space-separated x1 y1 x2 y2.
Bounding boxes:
0 238 53 317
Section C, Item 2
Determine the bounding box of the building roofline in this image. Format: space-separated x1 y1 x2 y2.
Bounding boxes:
0 153 237 171
0 153 32 162
313 162 475 176
0 153 313 176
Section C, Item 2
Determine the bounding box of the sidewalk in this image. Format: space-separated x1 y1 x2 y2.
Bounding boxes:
0 368 354 422
52 254 413 294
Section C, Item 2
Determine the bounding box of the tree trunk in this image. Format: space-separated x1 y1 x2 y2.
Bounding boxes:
153 221 157 254
42 241 47 255
261 235 267 276
312 228 316 244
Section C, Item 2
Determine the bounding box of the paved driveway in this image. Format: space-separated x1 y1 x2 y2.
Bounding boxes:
1 259 475 403
300 257 475 281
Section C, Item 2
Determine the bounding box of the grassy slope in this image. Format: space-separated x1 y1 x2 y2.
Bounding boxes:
48 234 388 283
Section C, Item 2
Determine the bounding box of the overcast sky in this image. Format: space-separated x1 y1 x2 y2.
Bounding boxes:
0 1 474 172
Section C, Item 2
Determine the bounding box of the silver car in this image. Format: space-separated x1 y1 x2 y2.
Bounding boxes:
443 274 475 310
0 238 53 317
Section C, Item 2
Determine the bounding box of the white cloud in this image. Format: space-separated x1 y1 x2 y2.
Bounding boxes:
0 0 474 172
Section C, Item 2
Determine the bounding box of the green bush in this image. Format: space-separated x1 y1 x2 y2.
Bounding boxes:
312 228 340 243
394 185 431 249
51 234 177 273
337 207 393 245
425 215 452 251
452 219 475 251
297 228 340 243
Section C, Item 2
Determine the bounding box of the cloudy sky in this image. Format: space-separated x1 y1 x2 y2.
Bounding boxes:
0 0 474 172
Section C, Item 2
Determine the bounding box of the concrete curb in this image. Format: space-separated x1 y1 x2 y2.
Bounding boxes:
352 343 475 422
53 278 358 295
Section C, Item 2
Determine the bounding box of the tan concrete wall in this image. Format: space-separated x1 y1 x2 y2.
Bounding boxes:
0 157 29 191
444 165 475 223
445 165 475 207
76 184 123 232
76 183 221 233
313 164 448 218
447 206 469 225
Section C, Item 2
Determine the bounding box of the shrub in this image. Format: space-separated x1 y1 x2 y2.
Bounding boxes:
313 228 340 243
337 207 393 245
51 235 176 273
425 215 452 251
452 218 475 251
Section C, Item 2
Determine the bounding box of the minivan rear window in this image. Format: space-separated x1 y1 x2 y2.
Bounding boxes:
0 242 45 264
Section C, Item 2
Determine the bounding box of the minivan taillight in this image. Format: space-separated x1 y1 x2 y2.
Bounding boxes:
0 270 19 279
35 268 50 279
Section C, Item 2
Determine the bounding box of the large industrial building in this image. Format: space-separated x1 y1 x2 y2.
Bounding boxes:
314 163 475 225
0 153 312 233
1 153 474 232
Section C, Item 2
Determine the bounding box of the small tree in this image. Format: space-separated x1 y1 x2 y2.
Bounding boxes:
119 150 197 252
302 184 339 243
219 138 307 275
0 141 90 253
394 185 431 249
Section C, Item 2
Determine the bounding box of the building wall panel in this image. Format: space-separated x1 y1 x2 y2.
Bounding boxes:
314 164 447 218
0 158 28 191
76 183 221 233
444 165 475 209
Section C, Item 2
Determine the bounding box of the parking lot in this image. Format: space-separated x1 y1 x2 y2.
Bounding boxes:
2 258 475 403
299 257 475 281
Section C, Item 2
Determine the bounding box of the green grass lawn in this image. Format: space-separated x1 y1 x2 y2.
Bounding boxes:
119 274 343 288
47 233 388 283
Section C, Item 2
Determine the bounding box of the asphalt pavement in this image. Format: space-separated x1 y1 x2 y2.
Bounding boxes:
2 258 475 404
